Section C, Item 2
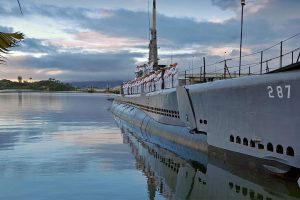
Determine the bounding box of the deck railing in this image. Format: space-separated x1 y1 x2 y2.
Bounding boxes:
178 32 300 85
121 33 300 95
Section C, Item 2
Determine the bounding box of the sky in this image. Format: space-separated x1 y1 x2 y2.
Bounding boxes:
0 0 300 82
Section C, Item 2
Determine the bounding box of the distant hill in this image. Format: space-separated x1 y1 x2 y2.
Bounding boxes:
0 79 75 91
69 81 123 89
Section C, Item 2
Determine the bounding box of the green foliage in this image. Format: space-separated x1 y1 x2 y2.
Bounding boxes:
0 79 75 91
0 32 25 64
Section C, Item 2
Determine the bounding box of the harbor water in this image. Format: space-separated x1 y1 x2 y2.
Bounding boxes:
0 92 299 200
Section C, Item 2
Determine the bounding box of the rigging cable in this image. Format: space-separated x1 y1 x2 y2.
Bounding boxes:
17 0 23 15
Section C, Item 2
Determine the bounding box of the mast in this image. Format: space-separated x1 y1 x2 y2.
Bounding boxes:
149 0 159 70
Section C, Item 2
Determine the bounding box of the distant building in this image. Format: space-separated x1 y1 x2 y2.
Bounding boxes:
17 76 22 83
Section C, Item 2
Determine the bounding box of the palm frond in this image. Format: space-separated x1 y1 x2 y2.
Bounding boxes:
0 31 24 64
0 32 24 52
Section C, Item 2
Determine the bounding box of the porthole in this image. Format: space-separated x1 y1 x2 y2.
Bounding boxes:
276 145 283 154
230 135 234 142
229 182 234 189
250 140 255 148
287 146 294 156
243 138 248 146
267 143 273 152
257 193 263 200
235 185 240 193
236 136 241 144
249 190 255 199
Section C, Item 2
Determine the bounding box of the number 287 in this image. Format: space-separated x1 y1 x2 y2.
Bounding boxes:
267 85 291 99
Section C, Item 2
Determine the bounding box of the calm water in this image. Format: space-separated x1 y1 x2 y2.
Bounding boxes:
0 92 164 200
0 92 300 200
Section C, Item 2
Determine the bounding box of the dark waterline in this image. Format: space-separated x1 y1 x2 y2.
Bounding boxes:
0 92 164 200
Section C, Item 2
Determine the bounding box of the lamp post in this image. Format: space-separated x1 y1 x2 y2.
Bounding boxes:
239 0 246 77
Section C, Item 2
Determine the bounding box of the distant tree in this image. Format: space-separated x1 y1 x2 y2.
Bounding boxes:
17 76 22 83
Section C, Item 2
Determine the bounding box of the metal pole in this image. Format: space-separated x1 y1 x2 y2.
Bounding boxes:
260 51 263 75
280 41 283 68
224 60 227 79
191 56 194 78
200 67 202 82
184 70 187 85
203 57 206 82
239 0 246 77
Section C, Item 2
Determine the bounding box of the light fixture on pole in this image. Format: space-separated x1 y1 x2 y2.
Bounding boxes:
239 0 246 77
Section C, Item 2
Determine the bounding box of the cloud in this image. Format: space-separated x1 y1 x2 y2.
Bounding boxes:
50 31 147 53
7 50 143 81
3 2 299 48
0 26 14 33
13 38 57 53
211 0 238 10
0 0 299 81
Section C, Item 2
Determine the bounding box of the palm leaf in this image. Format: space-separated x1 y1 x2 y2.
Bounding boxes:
0 32 24 64
0 32 24 51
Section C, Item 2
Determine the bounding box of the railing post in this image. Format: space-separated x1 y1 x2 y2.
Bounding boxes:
260 51 263 75
184 70 187 85
200 67 202 82
224 60 227 79
248 67 250 75
266 60 269 73
292 51 294 64
203 57 206 82
280 41 283 68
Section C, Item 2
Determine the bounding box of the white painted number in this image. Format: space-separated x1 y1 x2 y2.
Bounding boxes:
267 86 274 98
276 86 283 98
267 85 291 99
285 85 291 99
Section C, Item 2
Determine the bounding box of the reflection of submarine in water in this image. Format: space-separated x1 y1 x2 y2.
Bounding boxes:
118 119 300 200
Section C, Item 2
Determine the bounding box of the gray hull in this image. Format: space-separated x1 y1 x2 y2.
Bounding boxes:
111 66 300 178
184 70 300 170
120 120 300 199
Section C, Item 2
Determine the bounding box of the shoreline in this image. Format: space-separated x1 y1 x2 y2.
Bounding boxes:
0 89 119 94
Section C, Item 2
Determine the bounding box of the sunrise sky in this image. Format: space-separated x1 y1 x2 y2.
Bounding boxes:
1 0 299 81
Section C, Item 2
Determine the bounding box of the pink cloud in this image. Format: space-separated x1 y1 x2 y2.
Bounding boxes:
50 31 147 53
